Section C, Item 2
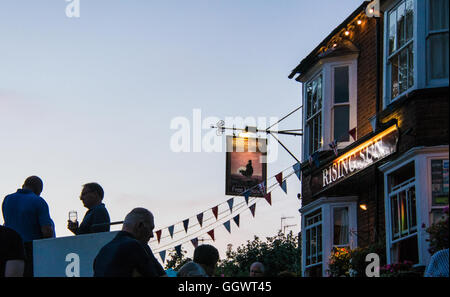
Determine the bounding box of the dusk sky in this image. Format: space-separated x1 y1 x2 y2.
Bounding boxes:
0 0 363 263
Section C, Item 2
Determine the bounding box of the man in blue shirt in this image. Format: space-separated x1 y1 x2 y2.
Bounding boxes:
2 176 54 276
68 182 110 235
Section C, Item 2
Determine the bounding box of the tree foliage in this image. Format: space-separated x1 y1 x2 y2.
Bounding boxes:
216 231 301 277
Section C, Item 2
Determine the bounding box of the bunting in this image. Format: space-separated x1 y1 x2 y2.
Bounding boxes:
258 181 266 195
159 250 166 263
223 220 231 233
168 225 174 238
329 139 338 156
227 198 234 213
293 163 301 180
264 192 272 205
275 172 283 187
155 230 162 244
197 213 204 227
151 162 304 258
212 206 219 220
207 229 215 241
175 245 182 257
183 219 189 233
249 203 256 217
281 180 287 194
191 238 199 248
349 127 357 141
243 190 250 205
233 214 240 227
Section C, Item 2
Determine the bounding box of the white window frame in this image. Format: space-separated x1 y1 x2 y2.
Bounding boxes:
301 55 358 161
425 0 449 87
379 145 449 266
304 72 324 157
382 0 449 108
300 196 358 277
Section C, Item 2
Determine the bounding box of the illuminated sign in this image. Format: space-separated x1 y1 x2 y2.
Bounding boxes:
322 125 398 188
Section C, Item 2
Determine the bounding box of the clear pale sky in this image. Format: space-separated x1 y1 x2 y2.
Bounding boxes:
0 0 363 264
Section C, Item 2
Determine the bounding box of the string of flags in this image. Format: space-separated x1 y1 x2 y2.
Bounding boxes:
152 162 303 262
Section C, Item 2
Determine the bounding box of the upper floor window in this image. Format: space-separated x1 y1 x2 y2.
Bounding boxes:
302 58 357 160
306 74 323 155
387 0 414 99
384 0 449 105
427 0 449 84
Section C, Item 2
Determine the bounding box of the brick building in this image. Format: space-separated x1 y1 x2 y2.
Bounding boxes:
288 0 448 276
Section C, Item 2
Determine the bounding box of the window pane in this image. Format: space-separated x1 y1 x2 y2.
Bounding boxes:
334 105 349 142
388 161 415 191
306 229 311 265
405 0 414 41
431 159 450 206
391 55 399 98
429 0 449 31
408 187 417 229
408 44 414 88
392 195 400 238
317 225 322 262
399 191 408 234
398 48 408 94
334 67 349 103
333 207 349 245
389 9 397 54
428 33 449 80
397 2 406 48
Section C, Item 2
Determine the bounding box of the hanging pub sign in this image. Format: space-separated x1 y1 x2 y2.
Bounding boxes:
317 124 399 193
226 136 267 197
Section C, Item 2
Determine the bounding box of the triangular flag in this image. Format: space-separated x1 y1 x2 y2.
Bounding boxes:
155 230 162 244
281 180 287 194
223 220 231 233
207 229 215 241
159 250 166 263
183 219 189 233
197 213 204 227
349 127 357 141
249 203 256 217
191 238 199 248
168 225 174 238
275 172 283 186
264 192 272 205
258 181 266 195
233 214 240 227
243 190 250 205
175 245 182 258
212 206 219 220
293 163 301 180
227 198 234 213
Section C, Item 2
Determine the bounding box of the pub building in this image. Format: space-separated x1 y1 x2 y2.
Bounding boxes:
288 1 448 276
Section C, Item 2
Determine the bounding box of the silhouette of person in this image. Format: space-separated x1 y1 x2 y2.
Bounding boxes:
249 261 265 277
68 183 110 235
177 244 220 277
2 176 54 277
93 208 166 277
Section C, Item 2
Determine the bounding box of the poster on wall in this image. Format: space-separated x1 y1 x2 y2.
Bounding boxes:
226 136 267 197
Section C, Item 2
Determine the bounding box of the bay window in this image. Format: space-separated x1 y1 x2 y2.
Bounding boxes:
383 0 449 106
380 146 449 266
302 58 357 160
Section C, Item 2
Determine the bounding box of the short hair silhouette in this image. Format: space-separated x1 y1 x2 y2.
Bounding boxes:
23 176 43 196
193 244 219 267
83 182 104 200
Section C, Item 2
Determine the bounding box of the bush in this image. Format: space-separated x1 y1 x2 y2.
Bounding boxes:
425 206 449 255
